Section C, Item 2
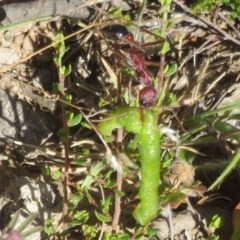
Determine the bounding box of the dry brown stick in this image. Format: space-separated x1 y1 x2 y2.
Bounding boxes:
156 53 165 97
173 0 240 46
58 76 71 236
112 161 123 232
112 129 124 231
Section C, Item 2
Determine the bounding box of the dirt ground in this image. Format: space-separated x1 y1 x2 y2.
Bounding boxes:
0 0 240 239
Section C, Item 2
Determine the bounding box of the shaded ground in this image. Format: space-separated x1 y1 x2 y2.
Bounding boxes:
0 0 240 239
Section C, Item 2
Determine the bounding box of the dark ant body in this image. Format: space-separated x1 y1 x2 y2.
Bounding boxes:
101 24 134 42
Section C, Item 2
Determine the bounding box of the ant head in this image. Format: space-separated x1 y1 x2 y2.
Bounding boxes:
139 87 157 107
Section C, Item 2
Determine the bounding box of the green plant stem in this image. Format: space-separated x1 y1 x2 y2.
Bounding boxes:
208 148 240 191
98 107 161 225
61 107 70 215
135 0 147 39
58 76 71 227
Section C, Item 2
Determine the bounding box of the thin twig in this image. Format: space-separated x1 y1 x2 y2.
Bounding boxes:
112 129 124 231
58 75 71 233
156 53 165 96
112 161 123 231
178 37 221 71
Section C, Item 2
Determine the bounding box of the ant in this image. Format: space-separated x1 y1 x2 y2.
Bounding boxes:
101 24 159 107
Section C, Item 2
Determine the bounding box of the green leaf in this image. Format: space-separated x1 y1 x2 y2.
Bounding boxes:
162 191 186 208
22 226 42 237
182 122 207 142
231 11 238 19
60 65 66 75
72 210 89 223
165 63 178 77
163 64 169 74
101 195 113 213
164 92 177 105
183 115 207 130
146 228 158 237
160 0 171 6
81 175 95 189
111 7 123 18
7 211 20 231
104 170 115 187
89 162 105 176
123 14 131 21
229 113 240 120
66 111 74 122
53 33 66 61
81 148 90 156
98 98 107 108
52 168 63 180
42 166 51 176
65 65 72 76
81 121 92 129
60 65 72 76
153 28 163 38
82 225 97 239
53 55 61 66
213 120 238 133
209 215 223 233
82 162 106 189
64 93 72 104
44 225 53 236
94 211 111 222
185 102 240 121
74 159 88 166
68 113 82 127
57 128 68 142
161 41 170 54
114 189 125 198
52 82 61 94
15 214 36 233
58 43 65 59
69 194 84 210
108 233 130 240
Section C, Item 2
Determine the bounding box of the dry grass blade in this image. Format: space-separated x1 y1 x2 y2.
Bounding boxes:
101 57 118 89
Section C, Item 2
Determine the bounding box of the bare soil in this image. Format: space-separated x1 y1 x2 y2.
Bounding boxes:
0 1 240 239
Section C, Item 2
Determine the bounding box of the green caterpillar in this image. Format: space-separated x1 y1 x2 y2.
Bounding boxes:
98 107 161 225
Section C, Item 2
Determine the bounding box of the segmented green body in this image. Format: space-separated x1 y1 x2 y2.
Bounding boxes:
98 107 161 225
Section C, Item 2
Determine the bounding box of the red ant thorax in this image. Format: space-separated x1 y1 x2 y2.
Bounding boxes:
127 49 152 87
